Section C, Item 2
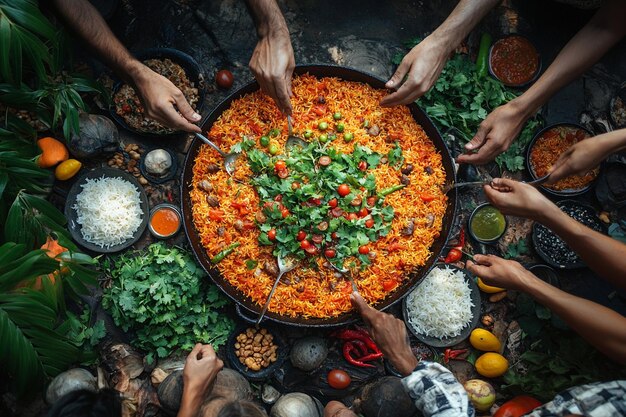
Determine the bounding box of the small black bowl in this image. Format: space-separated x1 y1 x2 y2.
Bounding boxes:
225 325 288 382
488 34 542 89
532 200 604 269
110 47 205 136
526 123 597 197
65 167 149 253
468 203 508 244
402 264 481 348
139 147 178 184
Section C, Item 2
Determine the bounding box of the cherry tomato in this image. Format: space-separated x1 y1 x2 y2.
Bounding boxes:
304 245 318 255
328 198 338 208
297 231 307 241
327 369 351 390
338 184 350 197
324 249 336 258
300 239 311 249
319 156 331 166
215 69 234 89
365 219 374 228
382 280 396 291
308 197 322 206
275 160 287 171
358 161 368 171
331 232 338 239
121 104 132 113
277 169 289 179
358 207 369 217
358 245 369 255
281 208 290 218
493 396 542 417
367 196 377 207
291 182 300 190
274 194 283 202
348 213 358 221
268 229 276 241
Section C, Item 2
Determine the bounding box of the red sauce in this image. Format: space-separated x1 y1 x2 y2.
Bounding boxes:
150 207 180 237
490 35 539 86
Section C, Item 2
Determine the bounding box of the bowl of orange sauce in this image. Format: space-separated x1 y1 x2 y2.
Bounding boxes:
149 203 182 239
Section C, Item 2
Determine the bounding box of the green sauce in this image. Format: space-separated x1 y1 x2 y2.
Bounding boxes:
471 205 506 241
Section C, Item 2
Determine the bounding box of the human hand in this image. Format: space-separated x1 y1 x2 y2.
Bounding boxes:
456 101 528 165
483 178 555 221
350 292 417 376
380 37 449 107
324 401 358 417
546 136 604 185
182 343 223 402
249 27 295 115
132 65 201 133
466 254 536 292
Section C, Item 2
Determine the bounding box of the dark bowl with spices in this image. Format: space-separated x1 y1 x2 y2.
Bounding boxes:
526 123 598 197
488 34 541 88
225 325 288 382
532 200 605 269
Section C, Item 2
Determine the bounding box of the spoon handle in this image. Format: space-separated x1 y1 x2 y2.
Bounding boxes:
195 133 227 158
256 271 284 326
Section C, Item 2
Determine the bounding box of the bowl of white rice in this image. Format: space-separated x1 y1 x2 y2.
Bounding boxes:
65 167 149 253
402 264 481 348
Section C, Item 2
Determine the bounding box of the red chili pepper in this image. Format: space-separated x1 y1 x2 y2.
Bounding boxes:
351 339 369 357
343 342 375 368
444 248 462 263
458 227 465 248
167 189 173 203
443 348 468 364
357 352 384 362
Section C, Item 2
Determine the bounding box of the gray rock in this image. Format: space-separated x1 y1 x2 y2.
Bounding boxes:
289 336 328 372
68 113 119 158
46 368 97 404
270 393 323 417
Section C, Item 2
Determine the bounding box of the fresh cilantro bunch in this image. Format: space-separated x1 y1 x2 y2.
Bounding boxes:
394 45 541 171
102 243 234 363
248 140 403 267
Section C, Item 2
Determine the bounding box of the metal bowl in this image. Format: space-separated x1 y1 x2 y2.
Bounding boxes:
148 203 182 239
181 64 457 327
467 203 508 244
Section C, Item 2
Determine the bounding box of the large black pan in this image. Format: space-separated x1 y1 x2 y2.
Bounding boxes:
181 64 457 327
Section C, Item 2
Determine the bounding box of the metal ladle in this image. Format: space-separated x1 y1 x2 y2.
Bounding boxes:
325 258 359 294
256 255 297 326
285 115 308 150
442 173 551 194
194 132 240 176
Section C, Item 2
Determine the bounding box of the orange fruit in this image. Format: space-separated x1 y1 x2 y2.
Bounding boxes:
37 137 69 168
55 159 82 180
470 328 502 352
475 352 509 378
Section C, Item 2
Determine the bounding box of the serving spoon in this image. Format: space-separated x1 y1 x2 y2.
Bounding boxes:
325 258 359 294
256 255 297 326
285 115 308 150
441 173 551 194
194 132 240 176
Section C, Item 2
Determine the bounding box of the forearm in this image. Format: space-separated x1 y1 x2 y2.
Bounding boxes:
52 0 144 81
536 205 626 291
428 0 501 53
513 0 626 118
177 392 202 417
522 273 626 364
245 0 289 39
593 129 626 155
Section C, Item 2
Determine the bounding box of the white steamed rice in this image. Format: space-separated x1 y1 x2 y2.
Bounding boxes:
73 176 143 248
405 266 474 339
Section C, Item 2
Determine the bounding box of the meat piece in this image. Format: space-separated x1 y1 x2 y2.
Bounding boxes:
401 164 414 175
317 96 326 104
234 220 244 232
401 175 411 185
263 261 279 277
255 211 267 224
311 234 324 244
206 195 220 207
426 214 435 228
217 226 225 237
207 163 220 174
368 125 380 136
401 219 415 236
380 156 388 164
198 180 213 193
424 166 433 175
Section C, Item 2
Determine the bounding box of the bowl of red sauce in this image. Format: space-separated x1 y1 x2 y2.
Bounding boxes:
489 34 541 88
149 203 182 239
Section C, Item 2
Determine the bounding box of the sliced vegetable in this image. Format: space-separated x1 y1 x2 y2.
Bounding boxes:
211 242 240 264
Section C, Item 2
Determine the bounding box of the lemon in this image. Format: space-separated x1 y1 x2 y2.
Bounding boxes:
55 159 82 181
477 277 505 293
470 328 502 352
475 352 508 378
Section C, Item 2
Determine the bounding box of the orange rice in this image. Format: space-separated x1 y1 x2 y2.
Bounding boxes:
189 74 448 318
530 126 598 191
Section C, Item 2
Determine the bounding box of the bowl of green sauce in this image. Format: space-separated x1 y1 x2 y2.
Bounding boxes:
468 203 507 244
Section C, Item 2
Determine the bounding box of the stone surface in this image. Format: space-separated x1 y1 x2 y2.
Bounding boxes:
45 368 97 405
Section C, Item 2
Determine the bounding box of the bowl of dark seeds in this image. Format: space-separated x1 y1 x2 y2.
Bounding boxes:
532 200 605 269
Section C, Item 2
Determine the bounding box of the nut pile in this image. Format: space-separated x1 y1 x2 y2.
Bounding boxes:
107 143 148 185
235 328 278 371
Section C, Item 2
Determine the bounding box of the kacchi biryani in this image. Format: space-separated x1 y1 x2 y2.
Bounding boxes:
114 58 199 133
530 125 598 191
190 74 448 318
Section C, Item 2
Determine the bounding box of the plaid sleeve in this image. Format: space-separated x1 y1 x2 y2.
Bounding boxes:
401 361 475 417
